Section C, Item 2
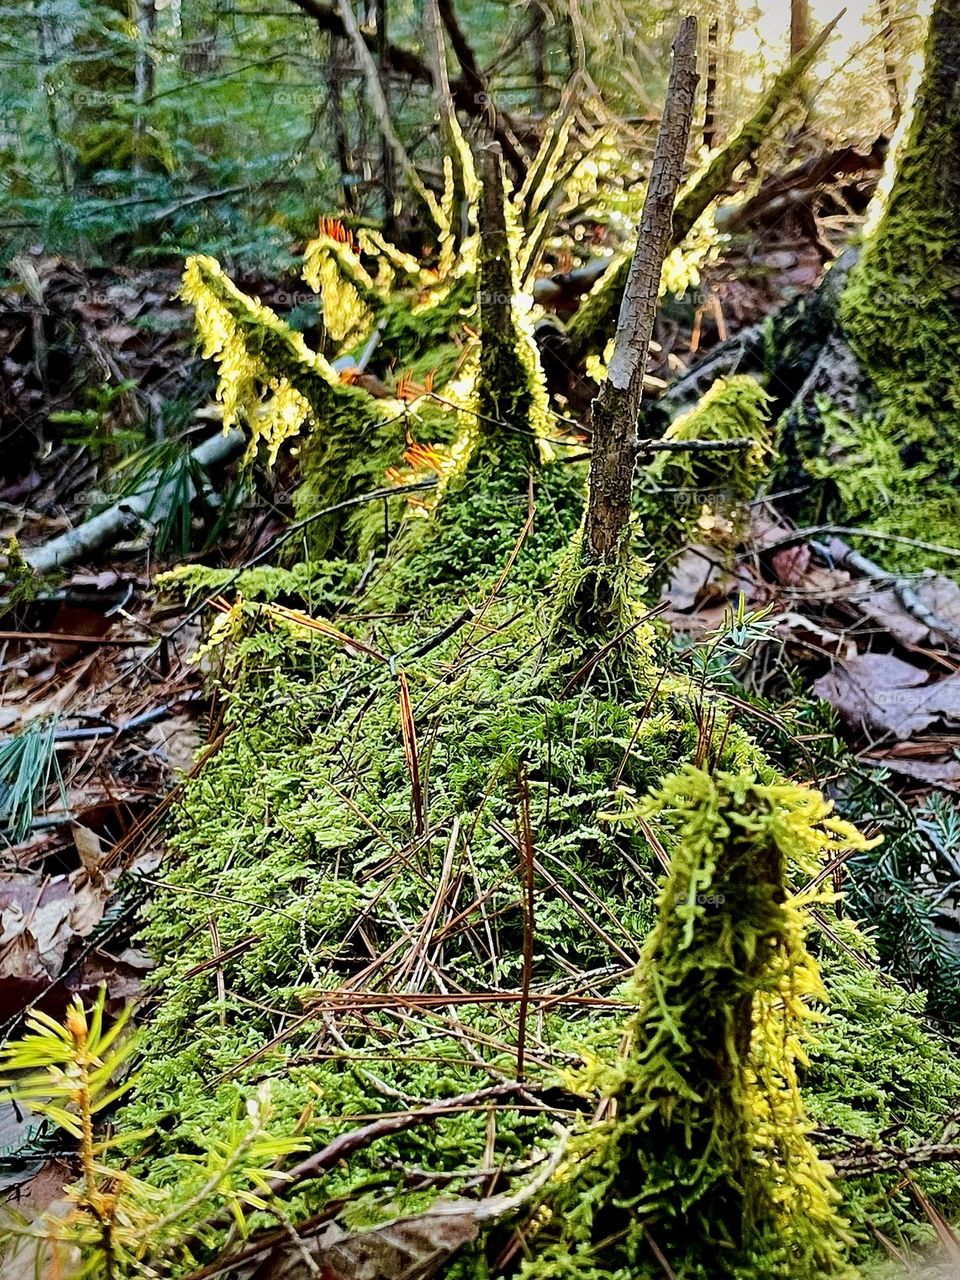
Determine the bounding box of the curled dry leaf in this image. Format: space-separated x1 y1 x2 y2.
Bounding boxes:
814 653 960 740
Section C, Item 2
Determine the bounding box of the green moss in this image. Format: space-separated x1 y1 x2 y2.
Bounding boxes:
121 476 827 1272
1 537 45 611
829 3 960 569
637 375 773 590
119 124 960 1279
181 254 415 560
519 766 864 1280
155 558 363 608
804 406 960 572
547 525 657 695
115 549 960 1275
806 956 960 1258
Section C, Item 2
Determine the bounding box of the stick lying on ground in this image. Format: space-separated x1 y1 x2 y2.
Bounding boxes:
16 342 383 579
21 429 246 577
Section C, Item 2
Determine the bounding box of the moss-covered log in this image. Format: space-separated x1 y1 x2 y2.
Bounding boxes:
818 0 960 558
181 254 413 558
521 767 865 1280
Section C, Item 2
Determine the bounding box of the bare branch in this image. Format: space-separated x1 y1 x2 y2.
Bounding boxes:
283 0 527 174
435 0 526 174
333 0 435 214
582 15 698 565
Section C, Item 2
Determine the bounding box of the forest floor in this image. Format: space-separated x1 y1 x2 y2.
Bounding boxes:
4 135 960 1274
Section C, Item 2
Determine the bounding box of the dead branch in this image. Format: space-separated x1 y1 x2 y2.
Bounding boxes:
20 428 245 577
582 16 698 564
333 0 434 213
274 1082 544 1195
435 0 525 174
828 1139 960 1179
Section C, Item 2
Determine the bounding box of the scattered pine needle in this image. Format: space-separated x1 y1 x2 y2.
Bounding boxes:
397 671 426 836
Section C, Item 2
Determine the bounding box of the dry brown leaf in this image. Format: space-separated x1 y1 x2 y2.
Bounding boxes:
665 546 757 613
850 585 930 649
72 823 105 876
0 868 114 985
251 1205 481 1280
814 654 960 739
863 755 960 792
770 542 811 586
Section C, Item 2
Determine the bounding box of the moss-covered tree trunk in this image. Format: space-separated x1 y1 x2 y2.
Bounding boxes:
796 0 960 555
658 0 960 563
839 0 960 417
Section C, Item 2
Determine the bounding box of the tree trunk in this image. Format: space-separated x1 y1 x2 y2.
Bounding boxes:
837 0 960 430
581 17 698 567
790 0 810 57
655 0 960 560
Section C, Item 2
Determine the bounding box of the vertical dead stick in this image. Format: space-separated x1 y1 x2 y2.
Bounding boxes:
334 0 436 216
583 16 699 564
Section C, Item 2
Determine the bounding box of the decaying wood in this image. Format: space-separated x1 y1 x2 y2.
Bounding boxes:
478 142 513 340
582 16 698 563
814 535 960 650
21 428 246 577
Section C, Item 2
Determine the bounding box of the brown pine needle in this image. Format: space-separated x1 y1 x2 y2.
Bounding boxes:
397 671 426 836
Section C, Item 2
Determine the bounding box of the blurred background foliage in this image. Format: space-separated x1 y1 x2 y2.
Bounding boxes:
1 0 926 271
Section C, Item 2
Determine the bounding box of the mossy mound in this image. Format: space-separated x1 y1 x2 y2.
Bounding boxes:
124 456 960 1275
637 375 773 592
518 767 866 1280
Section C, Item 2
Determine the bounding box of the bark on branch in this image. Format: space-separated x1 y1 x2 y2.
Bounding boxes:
582 16 698 565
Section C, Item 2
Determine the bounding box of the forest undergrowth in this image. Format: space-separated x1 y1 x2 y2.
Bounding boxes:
5 9 960 1278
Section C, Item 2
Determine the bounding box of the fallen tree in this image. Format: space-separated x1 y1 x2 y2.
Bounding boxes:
5 14 960 1280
